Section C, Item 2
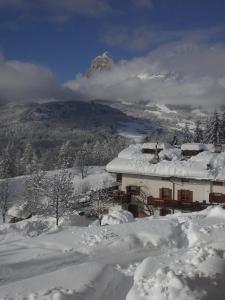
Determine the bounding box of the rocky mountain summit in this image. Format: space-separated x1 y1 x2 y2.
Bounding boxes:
86 52 113 77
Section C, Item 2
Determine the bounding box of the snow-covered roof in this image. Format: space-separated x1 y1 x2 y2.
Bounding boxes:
106 143 225 181
142 143 171 150
181 143 205 151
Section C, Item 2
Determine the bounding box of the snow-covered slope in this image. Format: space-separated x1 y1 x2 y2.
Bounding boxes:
0 207 225 299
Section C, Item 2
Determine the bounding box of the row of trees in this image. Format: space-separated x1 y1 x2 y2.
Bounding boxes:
0 135 127 178
182 111 225 144
145 111 225 145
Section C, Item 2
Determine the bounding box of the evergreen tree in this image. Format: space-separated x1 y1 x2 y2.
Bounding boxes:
220 111 225 144
0 146 16 178
22 143 37 174
194 120 203 143
204 111 221 144
58 141 73 169
182 123 193 143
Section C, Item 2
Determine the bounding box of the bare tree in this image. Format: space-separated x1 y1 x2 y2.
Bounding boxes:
25 169 47 215
46 170 74 226
89 189 114 225
74 144 91 179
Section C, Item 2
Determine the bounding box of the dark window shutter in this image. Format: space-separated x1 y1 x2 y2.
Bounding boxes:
169 189 172 201
209 193 213 203
159 188 163 199
177 190 181 201
189 191 193 202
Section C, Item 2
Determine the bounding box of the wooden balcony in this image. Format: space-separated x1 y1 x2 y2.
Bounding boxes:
147 197 209 210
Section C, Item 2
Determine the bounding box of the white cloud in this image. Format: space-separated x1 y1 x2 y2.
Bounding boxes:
66 42 225 107
102 26 225 52
0 54 76 102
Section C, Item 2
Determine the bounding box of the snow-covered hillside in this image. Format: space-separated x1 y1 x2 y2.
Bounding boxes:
0 206 225 299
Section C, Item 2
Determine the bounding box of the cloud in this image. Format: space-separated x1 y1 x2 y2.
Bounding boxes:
0 54 78 102
66 42 225 107
102 26 225 52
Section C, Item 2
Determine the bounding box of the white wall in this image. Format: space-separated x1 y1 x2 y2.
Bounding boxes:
121 174 225 203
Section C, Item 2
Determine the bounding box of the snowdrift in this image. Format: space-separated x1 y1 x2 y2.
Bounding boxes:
101 208 134 226
0 206 225 300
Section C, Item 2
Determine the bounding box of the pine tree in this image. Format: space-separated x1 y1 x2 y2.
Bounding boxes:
204 111 221 144
182 123 193 143
0 146 16 178
220 111 225 144
58 141 73 169
194 120 203 143
22 143 36 174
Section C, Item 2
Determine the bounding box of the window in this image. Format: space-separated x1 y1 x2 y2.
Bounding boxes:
126 185 140 195
209 193 225 203
160 188 172 201
178 190 193 202
116 173 122 183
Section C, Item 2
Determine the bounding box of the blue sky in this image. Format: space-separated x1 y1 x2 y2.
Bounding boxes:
0 0 225 82
0 0 225 107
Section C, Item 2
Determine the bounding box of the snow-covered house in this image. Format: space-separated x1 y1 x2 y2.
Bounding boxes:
106 143 225 216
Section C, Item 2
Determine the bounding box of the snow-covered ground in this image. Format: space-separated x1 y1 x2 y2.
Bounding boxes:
0 206 225 299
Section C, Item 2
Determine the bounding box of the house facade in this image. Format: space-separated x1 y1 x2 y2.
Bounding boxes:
106 143 225 216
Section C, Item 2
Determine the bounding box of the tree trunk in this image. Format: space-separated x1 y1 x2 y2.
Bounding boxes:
2 213 5 224
56 196 59 226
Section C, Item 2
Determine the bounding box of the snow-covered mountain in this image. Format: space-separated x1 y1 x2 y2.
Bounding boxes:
86 52 113 77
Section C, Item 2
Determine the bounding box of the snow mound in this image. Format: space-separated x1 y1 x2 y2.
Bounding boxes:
0 216 58 237
207 206 225 219
60 214 90 227
20 287 77 300
7 203 31 219
101 208 134 226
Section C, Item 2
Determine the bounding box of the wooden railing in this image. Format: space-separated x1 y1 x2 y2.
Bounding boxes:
147 197 209 210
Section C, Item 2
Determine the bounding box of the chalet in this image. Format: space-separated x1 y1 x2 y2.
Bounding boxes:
106 143 225 217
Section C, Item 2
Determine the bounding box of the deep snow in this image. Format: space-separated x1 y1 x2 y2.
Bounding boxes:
0 206 225 299
106 143 225 181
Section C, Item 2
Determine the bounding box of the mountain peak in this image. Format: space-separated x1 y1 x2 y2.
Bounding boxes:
86 52 113 77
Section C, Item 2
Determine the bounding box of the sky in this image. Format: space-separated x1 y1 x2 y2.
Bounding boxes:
0 0 225 106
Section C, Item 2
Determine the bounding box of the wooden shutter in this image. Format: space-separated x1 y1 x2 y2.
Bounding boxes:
168 189 172 201
177 190 181 201
159 188 163 199
209 193 213 203
189 191 193 202
222 194 225 203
